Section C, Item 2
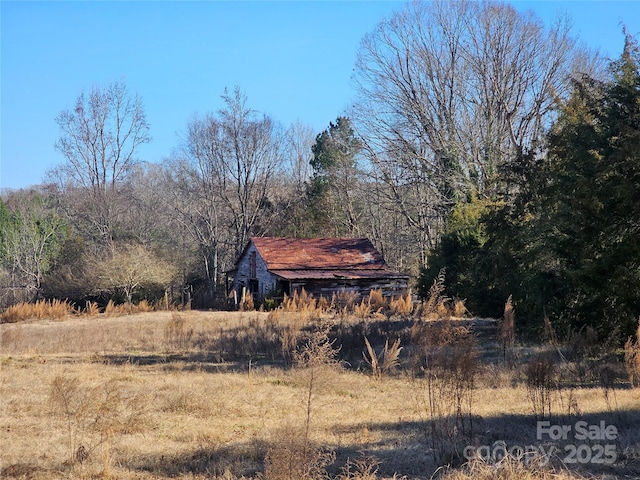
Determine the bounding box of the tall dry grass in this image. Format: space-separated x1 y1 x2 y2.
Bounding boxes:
267 289 326 364
500 296 516 364
164 313 194 350
332 289 359 318
417 270 467 320
84 301 100 316
0 298 172 324
389 291 413 317
367 289 387 312
624 319 640 388
439 456 589 480
354 299 373 319
420 268 448 320
1 299 75 323
336 452 382 480
362 337 402 379
49 373 148 476
280 288 317 312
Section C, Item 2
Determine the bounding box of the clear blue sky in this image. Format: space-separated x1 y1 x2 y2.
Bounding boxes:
1 1 639 190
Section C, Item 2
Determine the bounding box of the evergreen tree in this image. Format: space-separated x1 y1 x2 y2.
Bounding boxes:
307 117 363 236
423 33 640 341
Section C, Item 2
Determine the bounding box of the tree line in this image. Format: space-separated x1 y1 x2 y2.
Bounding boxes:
1 1 637 342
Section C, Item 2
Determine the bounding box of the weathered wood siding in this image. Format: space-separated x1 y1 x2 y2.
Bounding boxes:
290 279 408 301
233 242 277 298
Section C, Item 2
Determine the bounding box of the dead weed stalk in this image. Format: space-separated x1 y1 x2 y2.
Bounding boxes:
524 352 556 419
624 319 640 388
411 322 480 463
268 320 340 480
499 296 516 365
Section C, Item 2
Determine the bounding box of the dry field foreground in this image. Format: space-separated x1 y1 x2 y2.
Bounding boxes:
1 311 640 479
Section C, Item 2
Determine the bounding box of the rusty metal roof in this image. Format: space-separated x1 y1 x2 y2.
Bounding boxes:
249 237 392 271
272 269 409 281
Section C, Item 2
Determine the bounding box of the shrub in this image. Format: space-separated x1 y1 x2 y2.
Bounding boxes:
262 297 279 311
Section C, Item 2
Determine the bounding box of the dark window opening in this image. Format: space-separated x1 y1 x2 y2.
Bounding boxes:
249 279 259 297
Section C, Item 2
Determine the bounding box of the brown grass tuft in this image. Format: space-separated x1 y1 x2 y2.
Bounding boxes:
354 299 372 319
240 292 255 311
83 301 100 316
337 451 381 480
104 299 117 316
281 289 317 313
264 425 334 480
452 298 468 318
389 291 413 318
136 299 154 313
367 289 386 312
333 289 359 312
363 337 402 379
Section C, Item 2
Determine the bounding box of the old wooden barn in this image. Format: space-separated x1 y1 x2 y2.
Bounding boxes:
228 237 409 303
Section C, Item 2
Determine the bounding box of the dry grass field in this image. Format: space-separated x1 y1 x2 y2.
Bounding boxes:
1 306 640 479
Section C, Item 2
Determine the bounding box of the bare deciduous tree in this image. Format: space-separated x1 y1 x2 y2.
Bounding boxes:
184 87 284 257
53 81 151 242
159 154 231 304
284 120 315 193
352 0 597 262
